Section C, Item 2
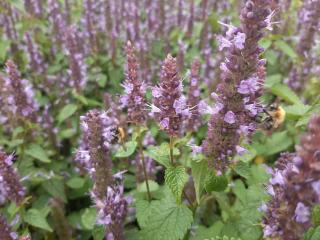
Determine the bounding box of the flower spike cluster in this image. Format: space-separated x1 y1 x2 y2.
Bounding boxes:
263 115 320 239
152 54 189 136
0 215 17 240
287 0 320 93
202 0 273 172
186 59 202 132
0 60 38 126
0 151 25 205
76 109 117 200
120 41 147 125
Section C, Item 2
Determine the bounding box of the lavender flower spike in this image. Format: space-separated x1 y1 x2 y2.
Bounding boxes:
0 151 25 205
76 109 117 200
120 41 147 125
152 54 189 136
186 59 202 132
97 174 127 240
202 0 273 172
263 115 320 239
0 215 17 240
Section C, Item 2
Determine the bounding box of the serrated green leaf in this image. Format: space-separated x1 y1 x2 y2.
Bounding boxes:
270 83 302 105
25 144 51 163
115 141 137 158
136 200 153 228
165 166 188 203
205 173 228 192
81 208 97 230
233 161 251 179
66 177 85 189
137 180 159 193
140 198 193 240
24 209 53 232
191 160 208 204
274 40 298 59
191 221 224 240
264 131 293 156
57 104 78 124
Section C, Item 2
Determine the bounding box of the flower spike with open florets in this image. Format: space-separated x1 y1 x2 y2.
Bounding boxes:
202 0 273 172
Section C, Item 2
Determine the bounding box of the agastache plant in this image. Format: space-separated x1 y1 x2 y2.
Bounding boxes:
76 109 128 238
263 115 320 239
0 214 17 240
65 26 87 93
287 0 320 93
0 60 38 127
186 59 202 132
0 151 25 205
201 0 273 172
120 41 147 125
152 54 189 137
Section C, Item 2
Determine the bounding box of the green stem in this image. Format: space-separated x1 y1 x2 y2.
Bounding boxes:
137 127 151 202
169 136 174 164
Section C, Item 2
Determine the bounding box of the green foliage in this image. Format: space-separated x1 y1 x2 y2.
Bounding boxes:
57 104 78 124
312 205 320 226
25 144 51 163
139 196 193 240
191 159 208 203
204 172 228 193
23 209 53 232
305 226 320 240
165 166 188 203
115 140 138 158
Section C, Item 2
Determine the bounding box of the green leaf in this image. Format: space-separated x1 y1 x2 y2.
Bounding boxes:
81 208 97 230
42 178 67 203
25 144 51 163
191 160 208 204
264 131 293 156
66 177 85 189
259 38 272 50
191 221 224 240
269 83 302 105
305 226 320 240
165 166 188 203
93 225 106 240
59 128 76 139
274 40 298 59
136 200 153 228
24 209 53 232
284 104 311 120
144 143 180 168
115 141 137 158
140 198 193 240
205 173 228 192
57 104 78 124
137 180 159 193
233 161 251 179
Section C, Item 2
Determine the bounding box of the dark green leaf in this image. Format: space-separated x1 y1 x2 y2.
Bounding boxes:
25 144 51 163
24 209 53 232
191 160 208 204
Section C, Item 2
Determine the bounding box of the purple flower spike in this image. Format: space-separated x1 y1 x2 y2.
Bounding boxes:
0 152 25 205
120 41 147 125
0 215 17 240
263 116 320 239
202 0 273 172
152 54 188 136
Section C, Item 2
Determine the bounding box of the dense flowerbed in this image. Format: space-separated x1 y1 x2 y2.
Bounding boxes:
1 0 320 240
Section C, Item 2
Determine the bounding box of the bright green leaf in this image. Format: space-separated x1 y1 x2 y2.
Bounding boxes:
136 200 153 228
24 209 53 232
137 180 159 193
191 160 208 204
57 104 78 124
115 141 138 158
81 208 97 230
140 198 193 240
165 166 188 203
66 177 85 189
270 83 302 105
25 144 51 163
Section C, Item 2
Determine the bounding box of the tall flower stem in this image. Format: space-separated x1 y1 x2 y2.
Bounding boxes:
169 136 174 165
137 127 151 202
